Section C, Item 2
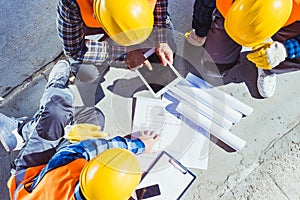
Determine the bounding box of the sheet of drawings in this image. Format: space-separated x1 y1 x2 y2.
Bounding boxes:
132 96 209 170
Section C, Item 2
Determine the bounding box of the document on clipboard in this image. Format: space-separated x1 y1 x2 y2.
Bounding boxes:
133 151 196 200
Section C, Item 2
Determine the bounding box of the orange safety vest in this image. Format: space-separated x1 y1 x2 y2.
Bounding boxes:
216 0 300 27
8 159 87 200
76 0 157 28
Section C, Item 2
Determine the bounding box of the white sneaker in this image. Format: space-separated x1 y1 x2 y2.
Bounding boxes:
257 68 276 98
47 60 71 88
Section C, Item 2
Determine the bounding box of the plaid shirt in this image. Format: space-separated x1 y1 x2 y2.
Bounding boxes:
56 0 168 65
12 136 144 199
283 37 300 59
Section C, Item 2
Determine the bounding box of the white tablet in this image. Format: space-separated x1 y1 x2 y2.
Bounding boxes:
136 48 182 98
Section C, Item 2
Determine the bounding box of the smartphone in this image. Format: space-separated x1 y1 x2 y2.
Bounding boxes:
135 184 161 199
136 50 182 98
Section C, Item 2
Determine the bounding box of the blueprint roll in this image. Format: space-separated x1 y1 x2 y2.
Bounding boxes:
185 73 253 116
176 102 246 152
166 90 233 130
171 85 243 124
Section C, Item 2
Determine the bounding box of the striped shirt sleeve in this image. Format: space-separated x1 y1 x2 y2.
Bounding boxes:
153 0 168 43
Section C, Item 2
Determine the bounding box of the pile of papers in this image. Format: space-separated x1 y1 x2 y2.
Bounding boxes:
132 73 253 170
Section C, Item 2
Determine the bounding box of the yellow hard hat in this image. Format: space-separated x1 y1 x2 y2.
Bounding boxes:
94 0 154 46
80 148 141 200
224 0 293 47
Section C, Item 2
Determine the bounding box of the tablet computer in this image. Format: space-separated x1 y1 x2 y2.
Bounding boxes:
136 48 182 98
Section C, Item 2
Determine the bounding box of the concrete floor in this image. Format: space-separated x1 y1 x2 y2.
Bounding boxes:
0 0 299 199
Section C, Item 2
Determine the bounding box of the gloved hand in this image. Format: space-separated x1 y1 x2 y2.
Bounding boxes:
64 123 108 143
126 48 152 71
247 41 287 70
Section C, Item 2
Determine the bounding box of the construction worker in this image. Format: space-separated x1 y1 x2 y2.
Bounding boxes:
0 60 160 199
56 0 174 71
56 0 175 123
185 0 300 98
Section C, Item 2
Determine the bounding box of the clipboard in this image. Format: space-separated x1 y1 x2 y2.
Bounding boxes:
133 151 196 200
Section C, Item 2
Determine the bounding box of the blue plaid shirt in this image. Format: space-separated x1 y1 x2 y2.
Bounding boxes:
56 0 168 65
12 136 144 199
284 37 300 59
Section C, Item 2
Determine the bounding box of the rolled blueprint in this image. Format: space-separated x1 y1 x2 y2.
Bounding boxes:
170 85 243 123
176 102 246 152
185 73 253 116
166 90 233 130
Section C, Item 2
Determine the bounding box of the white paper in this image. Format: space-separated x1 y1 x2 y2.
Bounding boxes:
132 97 209 170
185 73 253 116
176 102 246 152
170 84 243 123
69 85 84 107
166 90 233 130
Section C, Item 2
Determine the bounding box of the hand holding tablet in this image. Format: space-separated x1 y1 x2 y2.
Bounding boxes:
136 48 182 98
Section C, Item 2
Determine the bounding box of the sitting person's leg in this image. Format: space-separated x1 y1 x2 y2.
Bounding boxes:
69 63 106 128
203 11 242 77
13 60 74 170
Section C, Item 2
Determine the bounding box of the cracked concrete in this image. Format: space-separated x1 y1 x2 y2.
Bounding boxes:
222 126 300 200
1 0 300 200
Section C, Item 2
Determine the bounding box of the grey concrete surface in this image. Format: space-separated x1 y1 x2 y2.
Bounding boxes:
0 0 62 97
0 0 300 200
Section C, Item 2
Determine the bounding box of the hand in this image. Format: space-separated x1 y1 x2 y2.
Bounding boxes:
247 41 287 70
132 130 161 153
185 29 207 47
126 48 152 71
155 43 174 66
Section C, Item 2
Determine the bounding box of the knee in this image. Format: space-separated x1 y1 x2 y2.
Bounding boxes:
36 96 73 141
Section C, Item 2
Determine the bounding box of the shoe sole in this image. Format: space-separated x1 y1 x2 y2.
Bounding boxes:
257 77 276 98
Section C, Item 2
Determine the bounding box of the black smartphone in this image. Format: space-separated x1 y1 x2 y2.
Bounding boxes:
135 184 161 199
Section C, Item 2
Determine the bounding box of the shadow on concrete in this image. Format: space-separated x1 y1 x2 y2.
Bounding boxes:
205 52 263 99
107 76 148 98
105 43 264 154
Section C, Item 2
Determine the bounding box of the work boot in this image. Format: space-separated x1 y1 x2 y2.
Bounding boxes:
46 60 71 88
0 113 25 152
257 68 277 98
